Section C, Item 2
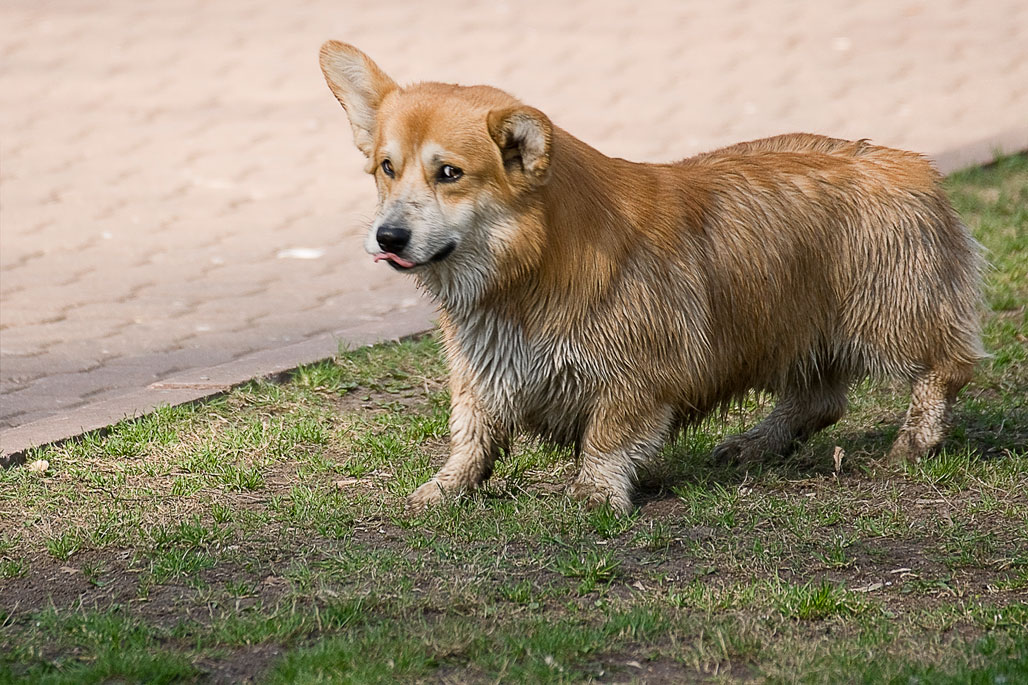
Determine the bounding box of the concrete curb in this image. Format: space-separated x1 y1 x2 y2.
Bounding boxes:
2 131 1026 465
0 301 436 465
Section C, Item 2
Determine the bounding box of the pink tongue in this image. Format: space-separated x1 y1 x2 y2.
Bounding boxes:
373 252 416 268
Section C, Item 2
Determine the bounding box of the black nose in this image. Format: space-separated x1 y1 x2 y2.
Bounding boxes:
376 224 410 253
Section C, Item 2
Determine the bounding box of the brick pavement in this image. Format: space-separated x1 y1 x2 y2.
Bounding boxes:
1 0 1026 457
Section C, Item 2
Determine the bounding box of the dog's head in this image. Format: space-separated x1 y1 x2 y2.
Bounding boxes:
319 42 552 301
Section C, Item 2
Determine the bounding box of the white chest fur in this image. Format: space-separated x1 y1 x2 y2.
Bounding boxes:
450 310 590 444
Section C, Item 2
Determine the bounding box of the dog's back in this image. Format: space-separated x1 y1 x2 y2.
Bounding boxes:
667 134 982 394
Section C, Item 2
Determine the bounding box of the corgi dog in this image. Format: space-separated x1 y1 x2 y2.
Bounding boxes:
319 42 984 514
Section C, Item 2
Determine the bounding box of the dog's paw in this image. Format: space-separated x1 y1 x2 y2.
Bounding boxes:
710 434 769 464
406 479 446 513
885 432 923 466
567 480 633 515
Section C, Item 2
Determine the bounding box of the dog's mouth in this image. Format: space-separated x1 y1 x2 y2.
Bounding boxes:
373 241 456 271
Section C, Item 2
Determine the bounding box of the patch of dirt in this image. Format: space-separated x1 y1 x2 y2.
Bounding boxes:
0 549 140 616
194 643 286 684
0 543 294 627
328 380 445 417
598 653 756 683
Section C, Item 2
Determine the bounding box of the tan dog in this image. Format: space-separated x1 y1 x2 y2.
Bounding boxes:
319 42 984 514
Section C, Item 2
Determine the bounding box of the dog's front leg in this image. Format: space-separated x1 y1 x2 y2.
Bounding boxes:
568 402 673 515
407 376 504 512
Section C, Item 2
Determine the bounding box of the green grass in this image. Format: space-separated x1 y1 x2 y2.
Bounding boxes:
0 155 1025 683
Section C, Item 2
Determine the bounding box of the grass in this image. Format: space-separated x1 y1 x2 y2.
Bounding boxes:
1 154 1026 683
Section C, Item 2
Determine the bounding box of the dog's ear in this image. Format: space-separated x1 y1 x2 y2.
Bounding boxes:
319 41 398 158
487 107 553 187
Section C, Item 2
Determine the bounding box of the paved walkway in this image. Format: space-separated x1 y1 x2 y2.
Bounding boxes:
2 0 1026 457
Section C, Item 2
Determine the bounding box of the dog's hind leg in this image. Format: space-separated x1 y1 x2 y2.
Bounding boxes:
887 362 973 464
568 403 674 514
711 373 849 463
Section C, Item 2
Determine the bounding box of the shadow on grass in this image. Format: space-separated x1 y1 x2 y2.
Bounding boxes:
634 401 1027 507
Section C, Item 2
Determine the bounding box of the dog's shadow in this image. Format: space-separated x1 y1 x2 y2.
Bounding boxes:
634 403 1026 507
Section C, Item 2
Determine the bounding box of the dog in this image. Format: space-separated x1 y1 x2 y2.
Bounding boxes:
319 42 984 514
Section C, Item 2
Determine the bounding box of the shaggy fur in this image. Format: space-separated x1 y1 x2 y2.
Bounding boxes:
319 42 984 513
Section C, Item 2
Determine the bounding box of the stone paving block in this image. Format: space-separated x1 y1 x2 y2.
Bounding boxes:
0 352 103 393
1 317 131 356
2 369 119 427
100 349 235 384
1 257 85 294
0 304 67 329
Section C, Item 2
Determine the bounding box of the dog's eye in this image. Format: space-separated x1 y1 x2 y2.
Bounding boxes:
438 165 463 183
381 159 395 178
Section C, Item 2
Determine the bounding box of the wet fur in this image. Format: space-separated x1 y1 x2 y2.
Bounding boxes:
319 43 985 513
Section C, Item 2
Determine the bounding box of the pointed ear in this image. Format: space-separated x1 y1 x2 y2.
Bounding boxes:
319 41 398 157
487 106 553 187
